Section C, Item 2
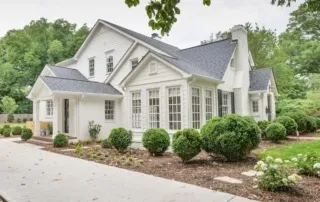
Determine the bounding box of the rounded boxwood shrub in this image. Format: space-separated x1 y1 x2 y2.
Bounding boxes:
7 114 14 123
266 123 286 142
11 126 22 136
3 128 11 137
108 128 132 152
274 116 298 136
305 116 317 133
21 128 33 141
172 128 202 163
53 134 68 147
284 112 308 133
101 138 112 149
0 127 4 135
201 114 261 161
257 120 272 138
315 117 320 129
3 124 11 130
142 128 170 156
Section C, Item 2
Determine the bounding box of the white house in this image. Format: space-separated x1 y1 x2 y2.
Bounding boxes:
28 19 278 141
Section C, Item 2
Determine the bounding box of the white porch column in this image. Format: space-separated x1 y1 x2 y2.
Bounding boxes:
52 97 60 138
33 100 40 136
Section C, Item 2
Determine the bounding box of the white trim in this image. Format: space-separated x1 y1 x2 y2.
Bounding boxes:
149 62 158 75
249 90 267 94
52 91 123 98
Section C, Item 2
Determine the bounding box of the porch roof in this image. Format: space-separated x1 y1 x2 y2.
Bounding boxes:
40 76 122 95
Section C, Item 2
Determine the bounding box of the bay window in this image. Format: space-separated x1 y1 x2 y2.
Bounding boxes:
168 87 181 130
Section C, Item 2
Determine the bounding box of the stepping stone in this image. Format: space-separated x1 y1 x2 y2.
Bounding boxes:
214 176 243 184
241 170 257 177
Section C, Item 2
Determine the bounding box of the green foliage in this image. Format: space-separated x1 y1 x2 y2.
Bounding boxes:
3 124 11 130
3 128 11 137
7 114 14 123
305 116 317 133
101 138 113 149
294 153 320 176
255 156 302 192
284 111 308 132
21 128 33 141
201 115 261 161
142 128 170 156
266 123 287 142
172 128 202 163
88 121 101 141
16 118 21 123
0 127 4 135
75 143 83 154
0 96 18 114
257 120 272 138
315 117 320 129
276 98 320 117
47 122 53 135
53 134 68 147
11 126 22 136
274 116 298 136
108 128 132 152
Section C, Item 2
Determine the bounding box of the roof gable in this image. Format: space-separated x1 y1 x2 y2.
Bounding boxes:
249 68 272 91
47 65 88 81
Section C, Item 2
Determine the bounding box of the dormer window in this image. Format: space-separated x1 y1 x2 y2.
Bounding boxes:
106 55 113 73
149 62 157 74
230 58 235 68
89 58 95 77
131 58 139 69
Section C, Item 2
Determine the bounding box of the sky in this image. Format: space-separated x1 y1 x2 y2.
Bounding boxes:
0 0 303 48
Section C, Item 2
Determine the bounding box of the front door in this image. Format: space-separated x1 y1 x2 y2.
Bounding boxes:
267 95 272 121
64 99 69 133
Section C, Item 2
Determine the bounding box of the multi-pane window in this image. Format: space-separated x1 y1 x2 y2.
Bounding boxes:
205 89 213 121
105 100 114 120
131 58 139 69
89 59 95 77
106 55 113 73
46 100 53 116
149 90 160 128
252 100 259 113
222 93 229 116
168 87 181 130
132 92 141 128
192 88 201 129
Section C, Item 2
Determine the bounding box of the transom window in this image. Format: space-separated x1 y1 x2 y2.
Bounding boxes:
222 93 229 116
131 58 139 69
105 100 114 120
168 87 181 130
132 92 141 128
192 88 201 129
148 90 160 128
252 100 259 113
46 100 53 116
89 58 95 77
106 55 113 73
205 89 213 121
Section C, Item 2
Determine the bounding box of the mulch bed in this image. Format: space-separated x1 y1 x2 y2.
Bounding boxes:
33 140 320 202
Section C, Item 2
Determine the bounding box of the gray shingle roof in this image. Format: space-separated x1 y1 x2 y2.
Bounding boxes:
249 68 272 91
40 76 121 95
47 65 88 81
101 20 180 55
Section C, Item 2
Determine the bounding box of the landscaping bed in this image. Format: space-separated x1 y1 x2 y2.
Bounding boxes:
39 141 320 202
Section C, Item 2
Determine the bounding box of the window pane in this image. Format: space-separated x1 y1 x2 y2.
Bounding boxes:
105 100 114 120
132 92 141 128
149 90 160 128
168 87 181 130
191 88 201 129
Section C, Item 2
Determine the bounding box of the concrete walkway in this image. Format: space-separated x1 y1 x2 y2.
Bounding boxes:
0 138 255 202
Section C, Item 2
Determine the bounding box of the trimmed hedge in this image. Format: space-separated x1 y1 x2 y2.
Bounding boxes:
142 128 170 156
3 128 11 137
11 126 22 136
257 120 272 138
201 114 261 161
274 116 298 136
172 128 202 163
266 123 287 142
284 112 308 133
108 128 132 152
305 116 317 133
21 128 33 141
315 117 320 129
53 134 68 147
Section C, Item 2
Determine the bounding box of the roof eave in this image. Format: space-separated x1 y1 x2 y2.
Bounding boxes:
52 90 123 98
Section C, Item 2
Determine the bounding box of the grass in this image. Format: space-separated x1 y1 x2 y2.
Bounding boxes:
258 140 320 160
0 123 26 128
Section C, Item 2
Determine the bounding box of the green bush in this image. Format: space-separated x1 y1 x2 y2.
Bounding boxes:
53 134 68 147
101 138 112 149
284 111 308 133
294 153 320 176
7 114 14 123
142 128 170 156
108 128 132 152
305 116 317 133
315 117 320 129
172 128 202 163
0 127 4 135
266 123 287 142
16 118 21 123
3 128 11 137
3 124 11 130
22 118 27 123
47 122 53 135
11 126 22 136
88 121 101 141
201 114 261 161
21 128 33 141
257 120 272 138
274 116 298 136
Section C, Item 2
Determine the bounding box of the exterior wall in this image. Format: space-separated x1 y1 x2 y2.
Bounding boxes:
67 25 134 82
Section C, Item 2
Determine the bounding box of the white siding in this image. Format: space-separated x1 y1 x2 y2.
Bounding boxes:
67 25 134 82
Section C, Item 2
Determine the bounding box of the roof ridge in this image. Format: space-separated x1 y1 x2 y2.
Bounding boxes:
178 38 236 52
47 65 79 71
41 75 106 84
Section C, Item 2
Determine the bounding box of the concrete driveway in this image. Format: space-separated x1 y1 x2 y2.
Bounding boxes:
0 138 255 202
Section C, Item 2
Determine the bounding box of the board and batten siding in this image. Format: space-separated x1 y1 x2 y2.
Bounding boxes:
67 25 134 82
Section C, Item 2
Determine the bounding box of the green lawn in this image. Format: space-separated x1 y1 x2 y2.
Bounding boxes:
0 123 26 128
258 140 320 160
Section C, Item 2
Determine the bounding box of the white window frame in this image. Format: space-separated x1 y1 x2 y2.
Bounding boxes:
46 100 53 116
252 100 259 113
149 62 158 75
106 55 114 74
191 87 201 129
105 100 115 121
222 93 229 116
132 92 141 128
205 89 213 121
168 87 182 130
89 58 95 77
148 89 160 128
131 58 139 70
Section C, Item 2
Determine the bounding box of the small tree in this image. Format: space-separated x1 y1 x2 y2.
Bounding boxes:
0 96 18 122
88 121 101 141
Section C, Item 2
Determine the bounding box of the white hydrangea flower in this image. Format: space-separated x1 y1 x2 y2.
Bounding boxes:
261 163 268 171
297 154 303 157
291 157 298 162
284 160 290 163
313 163 320 169
282 178 288 185
288 174 302 184
266 156 273 163
256 171 264 177
275 158 283 164
270 164 278 169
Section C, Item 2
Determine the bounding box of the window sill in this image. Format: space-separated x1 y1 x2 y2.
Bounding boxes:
105 120 115 123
